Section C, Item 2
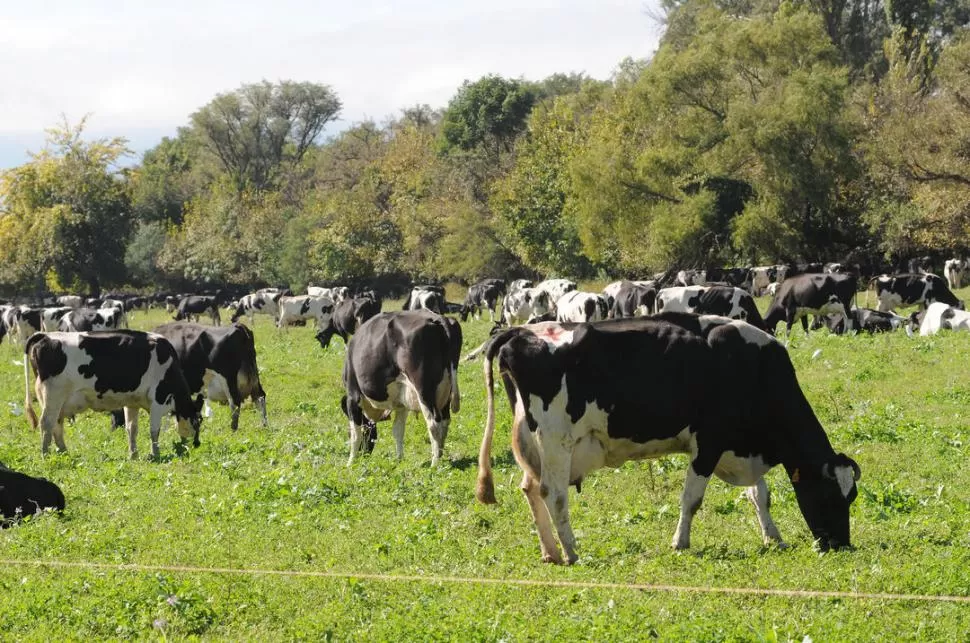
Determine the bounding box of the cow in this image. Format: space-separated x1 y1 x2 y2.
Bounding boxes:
277 295 335 330
919 301 970 335
867 273 962 312
56 295 83 309
750 266 778 297
764 274 856 335
765 282 780 298
308 286 350 303
123 296 150 314
41 307 72 331
153 323 268 432
907 255 934 274
705 267 751 289
460 280 505 322
230 290 286 324
656 286 766 330
825 308 910 335
555 291 608 323
315 295 383 349
944 259 966 291
674 269 706 287
0 463 65 526
475 314 860 564
12 307 43 344
174 296 222 325
502 288 553 326
508 279 533 296
403 286 446 314
535 279 577 309
58 307 125 332
610 281 657 318
23 330 203 458
342 310 462 465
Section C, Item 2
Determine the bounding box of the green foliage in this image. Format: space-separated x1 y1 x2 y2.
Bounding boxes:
438 75 536 157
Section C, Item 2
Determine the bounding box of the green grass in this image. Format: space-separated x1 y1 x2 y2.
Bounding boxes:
0 295 969 640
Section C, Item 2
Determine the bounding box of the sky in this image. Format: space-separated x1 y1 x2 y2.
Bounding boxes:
0 1 662 169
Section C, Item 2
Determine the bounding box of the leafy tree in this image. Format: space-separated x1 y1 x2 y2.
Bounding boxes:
438 75 536 157
130 134 199 225
189 80 341 192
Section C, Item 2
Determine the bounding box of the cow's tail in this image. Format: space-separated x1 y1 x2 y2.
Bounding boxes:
865 276 879 309
23 335 40 430
476 349 499 504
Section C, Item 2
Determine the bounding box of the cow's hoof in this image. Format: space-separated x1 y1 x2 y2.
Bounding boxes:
672 539 690 551
541 553 564 565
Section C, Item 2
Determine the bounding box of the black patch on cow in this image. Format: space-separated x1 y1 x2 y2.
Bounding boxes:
26 334 67 382
76 331 153 396
0 467 65 525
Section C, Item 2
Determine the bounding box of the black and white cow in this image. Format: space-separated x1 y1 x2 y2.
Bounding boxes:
610 281 657 318
867 273 963 312
230 290 286 324
342 310 462 465
502 288 553 326
825 308 910 335
507 279 533 296
24 330 203 458
41 307 72 331
944 259 966 291
174 296 222 325
403 286 446 314
476 313 860 564
705 267 751 289
555 291 608 323
750 266 779 297
58 307 125 332
0 463 65 526
535 279 577 310
56 295 83 309
674 269 706 287
656 286 766 330
308 286 350 303
918 301 970 335
315 295 383 349
460 280 505 322
153 323 267 432
277 295 335 330
764 273 856 335
11 307 43 344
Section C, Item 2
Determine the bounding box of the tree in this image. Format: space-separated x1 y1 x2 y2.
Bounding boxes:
0 118 132 294
189 80 341 192
438 75 536 158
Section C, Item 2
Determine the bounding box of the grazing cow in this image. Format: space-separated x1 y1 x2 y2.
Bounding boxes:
315 296 383 348
41 307 72 331
868 273 962 312
535 279 577 309
460 280 505 322
174 296 221 325
403 286 446 314
502 288 553 326
56 295 83 309
750 266 778 297
0 464 65 526
476 314 860 564
764 274 856 335
944 259 966 291
919 301 970 335
610 281 657 318
277 295 335 330
343 310 462 465
23 330 203 458
656 286 766 330
825 308 910 335
230 290 286 324
308 286 350 303
555 291 608 323
153 323 268 432
59 307 125 332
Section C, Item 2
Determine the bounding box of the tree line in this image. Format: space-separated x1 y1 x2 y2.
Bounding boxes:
1 0 969 296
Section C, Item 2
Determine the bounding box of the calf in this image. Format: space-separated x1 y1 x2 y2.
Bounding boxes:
657 286 766 330
476 314 860 564
460 280 505 322
944 259 966 291
277 295 335 330
502 288 553 325
610 281 657 318
24 330 203 458
343 310 461 465
555 291 608 323
316 296 383 348
919 301 970 335
868 273 962 312
0 464 65 526
825 308 909 335
174 296 222 325
764 273 856 335
153 323 268 432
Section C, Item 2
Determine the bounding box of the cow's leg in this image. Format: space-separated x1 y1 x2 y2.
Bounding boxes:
534 433 578 564
347 418 365 466
391 408 407 460
520 472 564 564
148 406 165 460
746 478 785 546
39 408 61 454
672 461 713 551
124 407 139 459
225 377 243 432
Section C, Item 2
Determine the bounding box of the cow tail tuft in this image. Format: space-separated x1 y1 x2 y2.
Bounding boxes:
476 352 498 504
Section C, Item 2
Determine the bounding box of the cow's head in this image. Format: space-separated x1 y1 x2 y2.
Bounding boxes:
175 395 205 447
790 453 860 551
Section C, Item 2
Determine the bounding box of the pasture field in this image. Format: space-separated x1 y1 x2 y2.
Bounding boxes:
1 293 969 640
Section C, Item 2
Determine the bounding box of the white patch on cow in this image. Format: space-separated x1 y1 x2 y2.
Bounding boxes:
727 320 775 347
528 322 574 348
713 452 771 486
832 465 855 499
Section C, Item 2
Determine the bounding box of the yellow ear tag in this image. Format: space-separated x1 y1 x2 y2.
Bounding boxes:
791 469 800 484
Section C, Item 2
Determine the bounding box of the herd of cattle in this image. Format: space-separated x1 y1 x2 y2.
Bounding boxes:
3 260 968 564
